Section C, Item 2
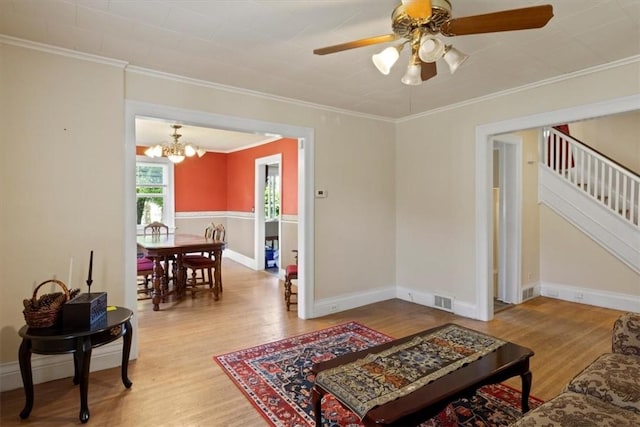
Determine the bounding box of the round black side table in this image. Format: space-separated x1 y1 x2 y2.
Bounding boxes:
18 306 133 423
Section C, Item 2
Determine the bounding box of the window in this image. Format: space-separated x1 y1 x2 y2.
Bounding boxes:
264 174 280 220
136 156 174 230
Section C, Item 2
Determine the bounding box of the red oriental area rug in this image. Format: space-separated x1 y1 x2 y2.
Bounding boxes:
213 322 542 427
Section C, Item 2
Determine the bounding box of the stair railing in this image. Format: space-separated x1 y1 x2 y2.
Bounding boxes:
541 127 639 228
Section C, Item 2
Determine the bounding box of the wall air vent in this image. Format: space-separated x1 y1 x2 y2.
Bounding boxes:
522 287 534 301
434 295 453 312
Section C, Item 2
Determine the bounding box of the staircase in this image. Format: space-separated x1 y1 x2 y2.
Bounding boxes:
538 127 640 273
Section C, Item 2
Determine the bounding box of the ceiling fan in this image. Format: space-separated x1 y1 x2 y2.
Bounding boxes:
313 0 554 85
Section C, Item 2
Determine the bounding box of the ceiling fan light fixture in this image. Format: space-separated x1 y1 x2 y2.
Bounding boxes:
418 35 445 63
443 45 469 74
401 62 422 86
372 45 401 75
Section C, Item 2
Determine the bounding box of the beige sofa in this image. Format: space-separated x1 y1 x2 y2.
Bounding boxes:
512 312 640 427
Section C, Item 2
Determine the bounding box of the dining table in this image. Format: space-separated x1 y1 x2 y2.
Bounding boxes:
137 233 226 311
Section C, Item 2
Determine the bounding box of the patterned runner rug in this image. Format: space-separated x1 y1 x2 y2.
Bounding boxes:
214 322 542 427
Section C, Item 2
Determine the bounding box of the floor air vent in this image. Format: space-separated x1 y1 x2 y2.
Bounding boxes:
434 295 453 312
522 288 534 301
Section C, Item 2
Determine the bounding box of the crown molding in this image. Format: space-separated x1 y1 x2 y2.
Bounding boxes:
1 35 390 123
397 55 640 123
125 65 395 123
0 35 128 68
3 34 637 124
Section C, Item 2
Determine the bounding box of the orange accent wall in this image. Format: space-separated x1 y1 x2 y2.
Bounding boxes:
136 138 297 214
175 152 227 211
226 138 298 215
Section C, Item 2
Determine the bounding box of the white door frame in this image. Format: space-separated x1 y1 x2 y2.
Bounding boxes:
255 154 282 271
475 94 639 321
492 135 523 305
124 101 315 322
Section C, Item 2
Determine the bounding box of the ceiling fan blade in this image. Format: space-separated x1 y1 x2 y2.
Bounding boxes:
440 5 553 36
421 60 437 81
313 34 398 55
402 0 432 20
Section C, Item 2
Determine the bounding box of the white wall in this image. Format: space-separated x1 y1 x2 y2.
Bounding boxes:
395 60 640 314
518 129 541 288
570 110 640 173
0 44 126 365
540 205 639 296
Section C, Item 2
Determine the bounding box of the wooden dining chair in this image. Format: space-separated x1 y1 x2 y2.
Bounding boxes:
144 221 169 236
142 221 175 292
183 223 225 298
284 250 298 311
136 257 154 300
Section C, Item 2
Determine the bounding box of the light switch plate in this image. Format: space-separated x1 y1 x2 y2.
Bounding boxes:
315 189 327 198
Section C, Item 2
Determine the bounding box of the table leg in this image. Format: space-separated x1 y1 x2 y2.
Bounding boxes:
18 339 33 419
151 256 165 311
176 254 186 298
520 370 532 413
213 249 222 300
121 320 133 388
311 386 324 427
73 351 80 385
76 337 92 423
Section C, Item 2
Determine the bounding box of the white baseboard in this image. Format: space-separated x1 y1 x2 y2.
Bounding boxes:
395 286 478 319
313 287 396 318
540 281 640 312
223 249 256 270
0 342 127 393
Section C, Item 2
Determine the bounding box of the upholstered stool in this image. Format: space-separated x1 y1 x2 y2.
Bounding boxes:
284 264 297 311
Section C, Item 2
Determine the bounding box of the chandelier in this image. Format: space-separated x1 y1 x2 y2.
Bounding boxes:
144 124 206 164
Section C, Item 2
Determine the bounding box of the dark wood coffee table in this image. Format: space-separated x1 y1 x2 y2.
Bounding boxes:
311 323 534 426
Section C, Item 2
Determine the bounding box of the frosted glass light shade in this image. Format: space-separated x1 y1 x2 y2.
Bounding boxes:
145 145 162 158
167 155 185 163
444 46 469 74
401 63 422 85
185 144 197 157
418 36 445 63
372 46 400 75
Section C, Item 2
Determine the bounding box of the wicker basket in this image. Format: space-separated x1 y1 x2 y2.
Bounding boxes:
22 279 78 328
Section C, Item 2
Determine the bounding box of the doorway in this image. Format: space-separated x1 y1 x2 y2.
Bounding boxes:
255 154 282 275
476 94 639 321
125 100 315 340
492 135 523 312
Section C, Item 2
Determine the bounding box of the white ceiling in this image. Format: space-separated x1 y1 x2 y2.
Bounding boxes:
2 0 639 150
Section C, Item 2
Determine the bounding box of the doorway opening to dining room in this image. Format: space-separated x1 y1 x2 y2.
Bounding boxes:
124 101 315 347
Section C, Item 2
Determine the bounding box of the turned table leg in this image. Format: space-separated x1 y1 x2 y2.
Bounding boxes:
213 249 222 300
151 256 165 311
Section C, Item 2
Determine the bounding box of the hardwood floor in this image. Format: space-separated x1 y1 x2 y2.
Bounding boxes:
0 259 625 426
